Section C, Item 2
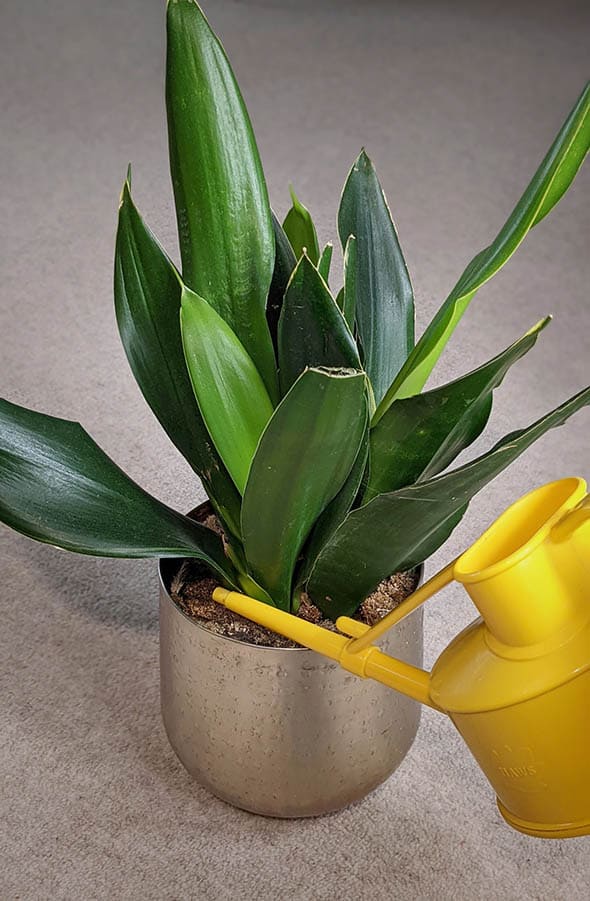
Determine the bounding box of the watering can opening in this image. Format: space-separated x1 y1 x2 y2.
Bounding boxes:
453 477 585 582
453 477 588 651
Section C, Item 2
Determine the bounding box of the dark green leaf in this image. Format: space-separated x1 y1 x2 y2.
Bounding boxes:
277 255 361 395
114 176 242 537
282 185 320 264
376 82 590 417
318 243 333 282
166 0 278 400
180 286 274 495
296 426 369 591
241 368 368 610
0 398 238 585
308 384 590 617
338 149 414 405
365 317 551 501
266 211 297 356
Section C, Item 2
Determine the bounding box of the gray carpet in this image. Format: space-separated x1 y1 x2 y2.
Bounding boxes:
1 1 589 898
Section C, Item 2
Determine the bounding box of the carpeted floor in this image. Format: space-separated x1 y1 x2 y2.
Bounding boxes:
1 1 589 898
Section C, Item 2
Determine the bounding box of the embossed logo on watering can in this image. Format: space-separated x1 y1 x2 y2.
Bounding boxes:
492 746 548 791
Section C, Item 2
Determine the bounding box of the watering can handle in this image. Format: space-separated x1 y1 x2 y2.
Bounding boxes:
551 493 590 542
339 560 457 654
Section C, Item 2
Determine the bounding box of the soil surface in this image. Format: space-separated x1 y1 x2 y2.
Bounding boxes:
170 520 419 648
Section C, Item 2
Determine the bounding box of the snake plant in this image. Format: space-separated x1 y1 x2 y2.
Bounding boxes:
1 1 589 619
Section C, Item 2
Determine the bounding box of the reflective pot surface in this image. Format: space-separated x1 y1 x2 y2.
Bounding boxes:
159 559 423 818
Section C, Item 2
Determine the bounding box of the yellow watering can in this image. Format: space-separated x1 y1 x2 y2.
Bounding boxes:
213 477 590 839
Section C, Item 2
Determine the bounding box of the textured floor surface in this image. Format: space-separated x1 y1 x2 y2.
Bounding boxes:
1 1 589 898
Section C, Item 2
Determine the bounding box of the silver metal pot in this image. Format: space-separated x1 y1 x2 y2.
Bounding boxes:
159 554 423 818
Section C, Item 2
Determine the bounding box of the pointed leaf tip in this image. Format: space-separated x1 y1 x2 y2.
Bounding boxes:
166 0 277 397
357 147 371 166
317 242 333 283
282 186 320 264
339 150 414 404
119 168 132 208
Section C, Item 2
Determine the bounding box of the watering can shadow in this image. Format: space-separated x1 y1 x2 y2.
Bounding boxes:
213 478 590 839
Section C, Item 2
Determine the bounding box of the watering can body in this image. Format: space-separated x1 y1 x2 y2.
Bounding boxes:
440 643 590 838
427 477 590 838
214 478 590 838
428 610 590 839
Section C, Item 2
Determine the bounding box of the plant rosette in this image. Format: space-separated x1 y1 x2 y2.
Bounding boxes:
1 1 589 815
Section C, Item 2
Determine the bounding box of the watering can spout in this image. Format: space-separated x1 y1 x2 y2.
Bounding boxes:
212 585 438 709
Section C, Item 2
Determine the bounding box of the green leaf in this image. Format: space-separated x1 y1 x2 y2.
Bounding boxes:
365 317 551 501
180 286 274 495
308 384 590 617
166 0 278 400
296 426 369 591
266 211 297 356
282 185 320 264
318 243 333 283
338 149 414 406
236 571 276 606
0 398 238 585
375 82 590 419
241 368 368 610
341 234 357 330
114 176 242 537
277 254 361 394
